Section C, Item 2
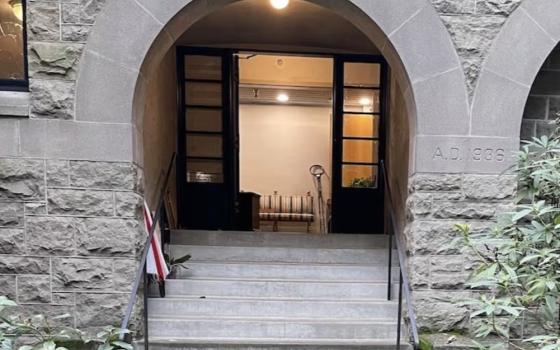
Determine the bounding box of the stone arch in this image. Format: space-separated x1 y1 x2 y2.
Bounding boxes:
74 0 470 174
471 0 560 139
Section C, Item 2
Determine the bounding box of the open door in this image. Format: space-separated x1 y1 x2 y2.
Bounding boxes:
331 56 387 234
177 47 239 230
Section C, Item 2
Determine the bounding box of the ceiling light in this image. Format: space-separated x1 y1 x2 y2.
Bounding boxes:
270 0 289 10
359 97 372 106
276 93 289 103
10 0 23 21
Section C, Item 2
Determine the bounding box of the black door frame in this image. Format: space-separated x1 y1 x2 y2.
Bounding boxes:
176 46 238 229
176 46 387 232
331 55 388 234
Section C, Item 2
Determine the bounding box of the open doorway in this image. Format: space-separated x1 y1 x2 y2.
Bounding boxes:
238 53 333 234
177 47 386 235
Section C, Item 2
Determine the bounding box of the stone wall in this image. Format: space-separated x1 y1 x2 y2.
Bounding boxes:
0 158 143 328
522 44 560 140
0 0 550 335
405 173 516 332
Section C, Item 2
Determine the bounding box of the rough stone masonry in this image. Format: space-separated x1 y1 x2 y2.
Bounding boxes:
0 0 555 335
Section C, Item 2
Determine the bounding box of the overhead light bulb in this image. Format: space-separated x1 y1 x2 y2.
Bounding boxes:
270 0 289 10
359 97 371 106
276 93 289 103
10 0 23 21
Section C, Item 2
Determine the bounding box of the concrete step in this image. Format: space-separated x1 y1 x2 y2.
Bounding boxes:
170 230 391 249
148 297 398 319
164 279 395 300
138 337 412 350
170 245 394 265
175 261 399 282
148 317 398 340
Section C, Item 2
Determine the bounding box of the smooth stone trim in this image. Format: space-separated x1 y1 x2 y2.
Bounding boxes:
0 91 30 118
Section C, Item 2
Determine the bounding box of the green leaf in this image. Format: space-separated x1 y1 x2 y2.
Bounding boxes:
111 341 133 350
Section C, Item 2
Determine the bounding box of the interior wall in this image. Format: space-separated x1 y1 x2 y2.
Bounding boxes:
386 71 410 227
239 103 332 201
142 48 178 221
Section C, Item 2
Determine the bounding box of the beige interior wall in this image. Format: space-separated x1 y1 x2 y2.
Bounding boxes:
239 103 332 196
386 71 410 227
143 48 178 222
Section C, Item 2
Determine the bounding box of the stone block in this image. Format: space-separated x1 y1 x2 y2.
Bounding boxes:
0 159 45 201
62 0 107 24
483 9 556 87
523 96 547 120
476 0 522 15
47 188 114 216
0 228 24 254
69 161 136 190
414 291 470 332
0 202 24 227
14 305 75 327
26 216 77 255
17 275 51 304
52 258 113 290
390 6 460 83
522 0 560 42
0 91 30 118
112 259 136 292
408 256 430 288
0 119 19 156
115 191 142 218
47 160 69 187
406 193 432 219
463 175 516 200
29 42 83 80
470 69 530 137
25 202 47 215
430 0 475 14
413 68 470 135
432 202 498 220
30 79 75 120
410 174 462 191
52 292 75 306
76 218 138 256
0 275 16 299
27 2 60 41
0 256 50 274
430 256 467 289
75 292 128 328
406 220 462 255
61 24 91 42
549 97 560 120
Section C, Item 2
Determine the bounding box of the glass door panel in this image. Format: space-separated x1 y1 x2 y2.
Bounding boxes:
186 159 224 183
186 108 223 132
342 164 378 188
186 134 223 158
344 62 380 87
185 55 222 80
342 139 378 164
185 82 222 106
343 114 379 138
343 88 380 113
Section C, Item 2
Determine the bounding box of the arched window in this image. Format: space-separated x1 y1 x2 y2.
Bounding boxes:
0 0 27 90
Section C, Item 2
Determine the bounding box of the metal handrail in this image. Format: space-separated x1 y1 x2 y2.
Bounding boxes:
381 161 420 349
120 153 176 348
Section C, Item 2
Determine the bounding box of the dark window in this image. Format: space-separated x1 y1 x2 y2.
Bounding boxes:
0 0 27 90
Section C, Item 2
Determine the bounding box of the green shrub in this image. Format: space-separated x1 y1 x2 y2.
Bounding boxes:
455 119 560 350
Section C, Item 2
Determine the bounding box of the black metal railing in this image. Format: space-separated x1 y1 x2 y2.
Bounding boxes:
381 161 420 350
119 153 176 349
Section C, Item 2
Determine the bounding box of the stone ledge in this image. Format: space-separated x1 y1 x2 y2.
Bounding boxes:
0 91 30 117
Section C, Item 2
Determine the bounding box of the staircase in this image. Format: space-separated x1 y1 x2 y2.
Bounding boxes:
141 230 409 350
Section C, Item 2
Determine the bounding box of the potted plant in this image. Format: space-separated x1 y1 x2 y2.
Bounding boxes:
164 253 191 278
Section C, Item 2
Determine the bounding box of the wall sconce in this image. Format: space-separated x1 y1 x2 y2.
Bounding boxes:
9 0 23 21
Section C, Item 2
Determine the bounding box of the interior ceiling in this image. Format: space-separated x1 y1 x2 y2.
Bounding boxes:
178 0 380 55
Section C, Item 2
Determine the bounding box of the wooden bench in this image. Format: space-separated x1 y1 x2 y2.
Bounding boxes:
259 192 314 232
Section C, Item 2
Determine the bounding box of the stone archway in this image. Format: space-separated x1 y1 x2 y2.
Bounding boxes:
74 0 473 175
472 0 560 139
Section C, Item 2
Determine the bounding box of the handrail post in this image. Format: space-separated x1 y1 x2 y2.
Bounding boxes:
397 271 403 350
143 264 149 350
387 232 392 301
